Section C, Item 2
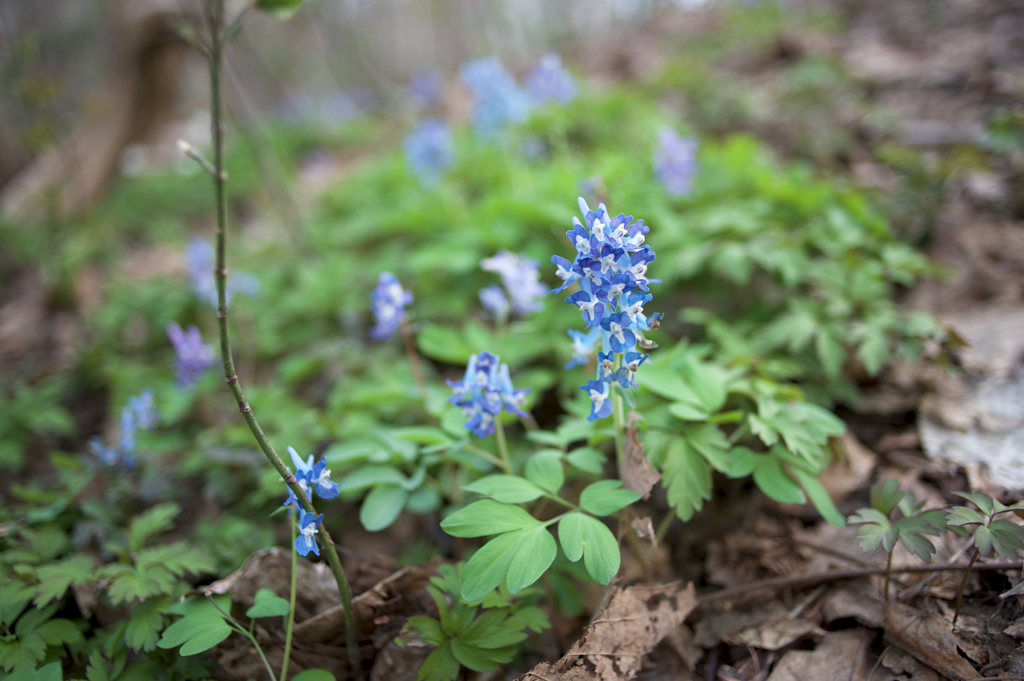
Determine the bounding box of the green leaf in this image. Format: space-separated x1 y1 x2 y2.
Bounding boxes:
4 661 63 681
661 437 712 521
128 503 181 553
870 479 904 516
406 487 442 514
815 328 844 378
558 513 620 585
246 588 291 618
751 457 805 505
986 519 1024 559
341 465 409 492
566 447 605 474
462 475 545 504
125 596 171 652
792 468 846 527
255 0 305 18
418 640 461 681
639 370 703 405
578 480 641 516
441 500 540 538
894 517 940 562
291 670 336 681
158 615 232 655
1 581 34 627
34 618 82 647
525 451 564 494
360 485 409 532
460 527 556 601
450 639 513 672
406 616 446 647
952 491 995 517
848 508 897 553
34 554 94 608
417 325 474 364
946 506 985 527
668 402 710 422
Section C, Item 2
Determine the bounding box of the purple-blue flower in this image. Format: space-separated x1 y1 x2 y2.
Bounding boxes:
447 351 531 438
185 238 260 308
283 446 339 506
90 389 157 467
525 53 576 105
167 322 217 388
370 272 414 341
409 69 444 108
128 388 159 431
295 511 323 557
460 57 531 138
654 128 698 197
553 197 663 421
404 119 455 186
480 250 546 316
479 284 510 322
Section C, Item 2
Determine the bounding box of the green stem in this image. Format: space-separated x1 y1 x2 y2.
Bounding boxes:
654 508 676 546
464 442 507 472
884 550 892 601
495 418 512 474
399 319 429 408
201 1 359 675
281 511 298 680
953 548 981 629
612 382 625 477
207 594 277 681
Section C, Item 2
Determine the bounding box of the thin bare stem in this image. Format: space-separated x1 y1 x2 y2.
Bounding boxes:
400 319 429 407
495 418 512 474
202 1 359 675
953 548 981 629
884 551 892 601
281 511 298 680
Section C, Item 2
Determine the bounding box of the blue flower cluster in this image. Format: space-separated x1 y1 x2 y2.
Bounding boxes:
653 128 698 197
90 389 158 467
447 352 530 438
459 56 531 138
525 53 576 105
166 322 216 388
480 250 546 319
552 198 662 421
186 238 260 308
282 446 340 557
370 271 413 341
404 118 455 186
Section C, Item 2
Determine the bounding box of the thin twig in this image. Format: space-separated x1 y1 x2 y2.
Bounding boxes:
201 1 360 676
952 548 981 629
697 560 1024 606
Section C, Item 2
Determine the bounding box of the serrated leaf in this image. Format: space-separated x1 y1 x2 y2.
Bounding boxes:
848 508 895 552
946 506 985 527
34 618 82 647
4 661 63 681
441 500 539 538
360 485 408 532
558 513 620 585
0 581 34 627
459 609 526 648
987 519 1024 559
525 451 564 494
128 503 181 553
33 554 94 608
870 479 904 516
406 616 446 647
125 596 170 651
662 437 712 521
418 639 460 681
450 638 514 672
460 526 556 601
952 491 995 516
512 605 550 633
462 475 545 504
578 480 640 516
246 588 290 618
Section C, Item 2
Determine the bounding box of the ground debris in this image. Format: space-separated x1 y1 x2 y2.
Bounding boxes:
621 412 660 500
883 602 981 679
765 629 874 681
516 582 696 681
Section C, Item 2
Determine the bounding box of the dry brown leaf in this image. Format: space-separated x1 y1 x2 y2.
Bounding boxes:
883 602 981 679
821 585 884 628
621 412 660 499
765 629 874 681
815 432 877 503
727 616 824 652
516 582 696 681
878 647 941 681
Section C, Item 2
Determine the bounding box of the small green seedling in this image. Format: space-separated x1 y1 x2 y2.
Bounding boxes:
848 479 946 600
945 491 1024 626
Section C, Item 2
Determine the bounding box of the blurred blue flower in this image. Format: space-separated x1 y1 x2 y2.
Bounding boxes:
370 271 413 341
479 284 510 322
128 388 159 430
447 351 530 438
90 389 157 467
295 511 323 557
552 197 662 421
404 119 455 186
653 128 698 197
409 69 444 108
480 250 546 316
167 322 217 388
460 56 531 138
525 53 576 105
185 238 260 308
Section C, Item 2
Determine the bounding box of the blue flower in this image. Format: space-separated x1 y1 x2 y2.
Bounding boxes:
480 250 546 316
311 459 339 499
370 272 413 341
460 57 531 138
167 322 217 388
566 328 601 369
404 119 454 186
295 511 323 557
447 351 530 438
128 388 159 431
654 128 698 197
90 391 158 467
186 238 260 309
479 284 510 322
409 69 444 108
525 53 576 105
119 407 137 460
553 197 660 420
